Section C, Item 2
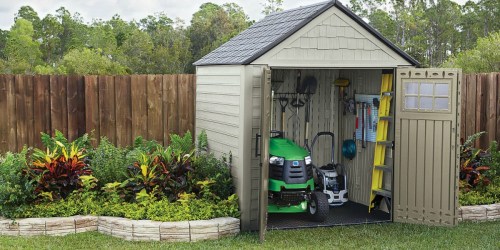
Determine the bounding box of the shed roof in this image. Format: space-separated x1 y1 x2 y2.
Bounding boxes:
194 0 419 67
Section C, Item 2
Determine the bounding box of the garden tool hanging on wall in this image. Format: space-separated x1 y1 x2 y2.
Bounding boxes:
279 97 288 132
334 78 351 115
298 75 318 152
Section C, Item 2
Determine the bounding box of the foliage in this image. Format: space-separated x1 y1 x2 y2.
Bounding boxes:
122 132 195 202
193 153 234 200
59 47 127 75
0 131 238 222
483 141 500 178
197 129 208 153
261 0 284 15
29 132 92 200
349 0 500 67
88 138 129 186
443 31 500 73
459 132 490 190
0 148 35 217
458 132 500 206
4 18 42 73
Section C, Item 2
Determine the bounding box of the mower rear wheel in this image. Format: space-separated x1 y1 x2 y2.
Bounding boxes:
308 191 329 222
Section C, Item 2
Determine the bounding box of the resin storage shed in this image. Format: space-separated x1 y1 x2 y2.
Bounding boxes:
194 0 461 234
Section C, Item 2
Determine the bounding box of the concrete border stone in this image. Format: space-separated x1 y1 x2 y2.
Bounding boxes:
459 203 500 222
0 216 240 242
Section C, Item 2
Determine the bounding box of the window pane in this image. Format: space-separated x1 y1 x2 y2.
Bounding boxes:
435 97 449 110
420 83 433 95
405 82 418 95
435 83 449 96
405 96 418 109
419 97 433 110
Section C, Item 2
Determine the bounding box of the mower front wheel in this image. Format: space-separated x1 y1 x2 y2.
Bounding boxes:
308 191 329 222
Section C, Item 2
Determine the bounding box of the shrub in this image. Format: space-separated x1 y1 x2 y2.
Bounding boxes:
193 153 233 200
0 148 35 217
122 132 195 202
29 133 92 200
89 138 129 186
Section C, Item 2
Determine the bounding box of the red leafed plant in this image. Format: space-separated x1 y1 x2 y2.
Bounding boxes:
460 132 491 191
28 132 92 201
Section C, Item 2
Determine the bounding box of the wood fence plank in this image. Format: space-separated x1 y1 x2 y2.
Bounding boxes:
460 74 467 144
50 75 62 136
486 73 497 146
465 74 476 143
0 75 8 152
25 76 35 147
188 74 196 137
178 74 190 136
84 76 99 147
60 76 68 137
99 76 116 144
162 74 178 145
476 75 488 148
33 75 51 148
15 75 27 151
131 75 148 141
77 76 85 138
6 75 16 152
147 75 163 142
67 75 80 141
115 75 132 147
496 73 500 143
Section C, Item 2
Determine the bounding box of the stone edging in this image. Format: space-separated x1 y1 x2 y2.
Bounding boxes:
0 216 239 242
459 203 500 222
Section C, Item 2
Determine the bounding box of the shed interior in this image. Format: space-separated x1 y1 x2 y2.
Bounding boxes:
267 68 393 228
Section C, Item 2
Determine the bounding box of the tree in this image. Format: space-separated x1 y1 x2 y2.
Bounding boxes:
15 6 41 38
0 29 8 59
39 14 63 63
188 2 251 72
261 0 284 15
4 19 42 73
59 48 127 75
443 31 500 73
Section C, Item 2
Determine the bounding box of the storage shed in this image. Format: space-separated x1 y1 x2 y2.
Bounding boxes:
194 0 461 234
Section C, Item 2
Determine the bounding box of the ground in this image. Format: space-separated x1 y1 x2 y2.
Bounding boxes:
1 221 499 249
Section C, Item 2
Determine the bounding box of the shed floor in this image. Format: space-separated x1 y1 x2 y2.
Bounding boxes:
267 201 390 230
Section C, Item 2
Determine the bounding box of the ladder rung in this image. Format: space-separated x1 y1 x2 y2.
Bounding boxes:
382 91 394 96
376 140 393 146
375 165 393 172
374 189 392 197
379 116 392 121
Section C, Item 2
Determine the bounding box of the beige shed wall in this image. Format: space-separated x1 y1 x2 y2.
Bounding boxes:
252 7 412 68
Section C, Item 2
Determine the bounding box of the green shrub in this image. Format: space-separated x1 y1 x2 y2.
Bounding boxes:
122 132 195 202
29 135 91 200
0 148 35 217
483 141 500 179
193 153 233 200
89 138 129 185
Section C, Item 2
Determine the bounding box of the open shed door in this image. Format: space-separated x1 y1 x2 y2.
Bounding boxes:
394 68 461 226
259 68 271 241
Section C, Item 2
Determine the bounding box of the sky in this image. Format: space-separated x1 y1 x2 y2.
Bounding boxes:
0 0 471 30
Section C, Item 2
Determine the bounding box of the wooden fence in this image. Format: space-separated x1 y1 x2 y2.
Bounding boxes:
0 74 195 153
461 73 500 149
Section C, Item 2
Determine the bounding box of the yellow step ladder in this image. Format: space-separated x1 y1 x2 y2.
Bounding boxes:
369 73 393 213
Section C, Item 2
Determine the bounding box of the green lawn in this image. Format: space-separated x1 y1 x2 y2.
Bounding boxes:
1 221 499 249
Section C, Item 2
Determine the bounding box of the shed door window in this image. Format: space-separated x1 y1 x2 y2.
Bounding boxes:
403 81 450 112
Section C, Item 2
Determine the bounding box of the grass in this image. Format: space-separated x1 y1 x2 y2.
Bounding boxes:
1 221 500 249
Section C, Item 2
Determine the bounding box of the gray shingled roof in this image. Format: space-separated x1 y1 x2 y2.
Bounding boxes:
193 0 418 66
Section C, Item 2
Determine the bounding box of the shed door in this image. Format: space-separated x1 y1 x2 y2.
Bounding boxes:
394 68 461 226
259 68 271 242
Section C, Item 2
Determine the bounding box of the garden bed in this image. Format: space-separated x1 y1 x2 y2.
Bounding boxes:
0 216 239 242
459 203 500 222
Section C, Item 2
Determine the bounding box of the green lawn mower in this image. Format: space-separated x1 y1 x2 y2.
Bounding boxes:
267 131 329 222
